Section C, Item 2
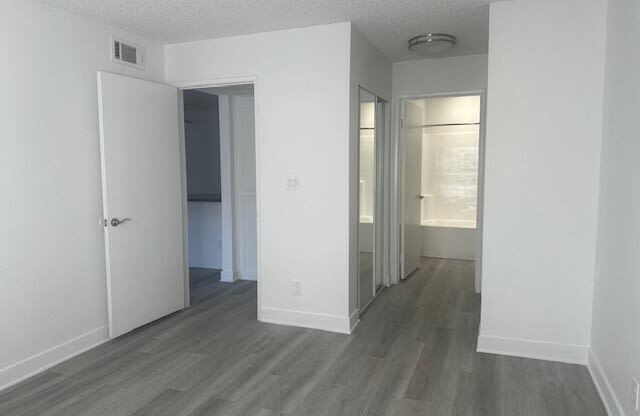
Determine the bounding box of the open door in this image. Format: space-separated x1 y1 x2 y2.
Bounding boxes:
402 101 423 278
97 71 185 338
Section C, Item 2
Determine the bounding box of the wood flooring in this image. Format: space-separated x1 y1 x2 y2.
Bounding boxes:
0 259 606 415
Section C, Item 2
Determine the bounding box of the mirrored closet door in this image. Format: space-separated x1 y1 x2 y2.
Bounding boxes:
358 88 386 314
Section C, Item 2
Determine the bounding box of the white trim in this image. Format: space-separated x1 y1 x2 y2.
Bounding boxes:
220 270 236 282
349 309 360 333
476 334 589 364
218 94 236 287
0 327 108 392
238 273 257 281
259 307 352 334
177 90 190 308
588 349 625 416
172 77 257 90
474 91 487 293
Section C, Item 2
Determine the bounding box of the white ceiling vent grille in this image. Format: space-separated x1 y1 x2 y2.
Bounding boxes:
111 37 144 69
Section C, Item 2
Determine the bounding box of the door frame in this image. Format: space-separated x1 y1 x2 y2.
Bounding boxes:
394 89 486 292
172 76 261 313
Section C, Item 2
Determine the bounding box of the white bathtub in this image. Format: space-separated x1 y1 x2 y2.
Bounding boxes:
421 219 476 260
422 219 476 228
358 216 374 252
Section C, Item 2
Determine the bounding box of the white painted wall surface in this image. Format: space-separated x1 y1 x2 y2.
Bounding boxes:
184 99 223 270
0 0 164 389
478 0 607 364
187 202 222 269
589 0 640 414
165 22 353 332
184 106 221 199
421 226 475 260
349 25 392 320
392 55 488 100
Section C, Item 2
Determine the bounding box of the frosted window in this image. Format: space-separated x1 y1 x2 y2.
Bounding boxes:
420 96 480 228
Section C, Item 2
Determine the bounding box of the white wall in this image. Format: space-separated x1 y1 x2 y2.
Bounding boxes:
349 25 392 321
421 226 475 260
184 105 221 199
187 202 222 269
165 22 353 332
393 54 488 100
184 95 222 269
478 0 607 364
589 0 640 414
0 0 165 389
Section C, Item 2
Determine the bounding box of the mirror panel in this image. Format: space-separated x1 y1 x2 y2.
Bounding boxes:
358 88 376 312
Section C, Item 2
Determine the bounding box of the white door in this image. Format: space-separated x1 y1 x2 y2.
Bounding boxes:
97 71 185 338
402 101 423 278
233 95 257 280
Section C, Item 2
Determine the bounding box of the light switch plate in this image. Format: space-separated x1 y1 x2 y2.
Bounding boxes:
286 176 300 190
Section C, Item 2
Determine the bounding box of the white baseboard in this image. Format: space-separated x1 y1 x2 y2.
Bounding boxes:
259 307 351 334
239 272 257 282
588 349 625 416
0 326 108 392
220 270 235 282
476 334 589 364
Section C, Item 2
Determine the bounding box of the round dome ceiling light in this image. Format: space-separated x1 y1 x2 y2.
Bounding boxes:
408 33 456 55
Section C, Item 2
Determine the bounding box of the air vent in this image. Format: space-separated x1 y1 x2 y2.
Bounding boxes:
111 37 143 69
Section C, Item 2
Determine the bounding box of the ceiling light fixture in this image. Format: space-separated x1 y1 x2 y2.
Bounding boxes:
408 33 456 55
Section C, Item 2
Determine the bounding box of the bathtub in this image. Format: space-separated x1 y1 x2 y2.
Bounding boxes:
421 219 476 260
358 216 374 252
422 219 476 229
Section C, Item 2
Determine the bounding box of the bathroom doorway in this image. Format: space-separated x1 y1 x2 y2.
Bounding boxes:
399 92 485 292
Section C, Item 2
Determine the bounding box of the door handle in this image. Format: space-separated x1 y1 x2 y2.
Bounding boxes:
111 217 131 227
418 195 425 200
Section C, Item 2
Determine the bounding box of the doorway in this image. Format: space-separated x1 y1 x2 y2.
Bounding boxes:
97 72 260 338
181 84 258 306
399 92 485 291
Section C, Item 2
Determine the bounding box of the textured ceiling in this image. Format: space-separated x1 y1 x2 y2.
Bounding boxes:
38 0 490 61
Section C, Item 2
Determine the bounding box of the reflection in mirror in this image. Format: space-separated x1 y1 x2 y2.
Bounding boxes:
358 88 376 312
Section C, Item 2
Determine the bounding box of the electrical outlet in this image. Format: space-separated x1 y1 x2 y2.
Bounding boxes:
632 378 639 413
292 280 301 296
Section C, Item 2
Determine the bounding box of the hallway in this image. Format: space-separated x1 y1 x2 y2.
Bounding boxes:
0 259 605 415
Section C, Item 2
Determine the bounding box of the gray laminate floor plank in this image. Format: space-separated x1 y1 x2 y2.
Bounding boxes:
1 263 606 416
